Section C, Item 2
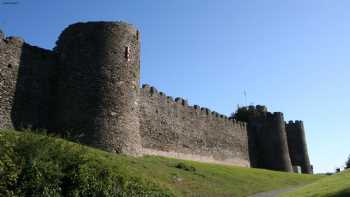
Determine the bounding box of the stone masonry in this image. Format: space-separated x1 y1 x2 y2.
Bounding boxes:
0 21 312 172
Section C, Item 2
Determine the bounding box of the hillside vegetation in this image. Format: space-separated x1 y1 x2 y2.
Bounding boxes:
280 170 350 197
0 129 322 197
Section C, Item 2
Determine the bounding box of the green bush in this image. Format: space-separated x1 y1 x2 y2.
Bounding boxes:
0 130 173 197
175 162 196 172
346 155 350 169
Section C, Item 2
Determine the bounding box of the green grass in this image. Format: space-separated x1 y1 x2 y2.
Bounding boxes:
0 129 323 196
280 170 350 197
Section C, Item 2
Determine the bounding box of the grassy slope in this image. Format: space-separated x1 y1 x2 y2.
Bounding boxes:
0 130 323 197
280 170 350 197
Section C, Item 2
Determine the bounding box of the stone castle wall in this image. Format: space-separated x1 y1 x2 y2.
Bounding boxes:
0 34 56 130
139 85 250 166
0 21 313 172
0 22 250 167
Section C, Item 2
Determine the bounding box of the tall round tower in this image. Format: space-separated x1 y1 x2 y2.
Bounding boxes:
259 112 293 172
53 22 142 155
286 121 312 173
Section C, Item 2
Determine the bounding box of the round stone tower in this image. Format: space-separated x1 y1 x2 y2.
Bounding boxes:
286 120 312 173
234 107 293 172
53 21 142 155
259 112 293 172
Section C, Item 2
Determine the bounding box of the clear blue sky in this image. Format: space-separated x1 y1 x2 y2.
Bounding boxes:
1 0 349 173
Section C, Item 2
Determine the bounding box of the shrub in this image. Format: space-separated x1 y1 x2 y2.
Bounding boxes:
0 130 173 196
175 162 196 172
346 155 350 169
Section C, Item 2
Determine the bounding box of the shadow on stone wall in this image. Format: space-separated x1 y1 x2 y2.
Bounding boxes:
10 43 55 130
247 125 260 168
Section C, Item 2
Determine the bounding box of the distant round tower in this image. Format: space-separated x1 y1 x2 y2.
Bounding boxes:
286 121 312 173
53 22 142 155
234 107 293 172
259 112 293 172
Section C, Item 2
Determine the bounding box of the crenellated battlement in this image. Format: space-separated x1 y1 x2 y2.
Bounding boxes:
2 36 24 46
286 120 304 128
140 84 247 127
265 112 284 122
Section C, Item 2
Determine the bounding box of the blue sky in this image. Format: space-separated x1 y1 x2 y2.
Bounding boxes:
1 0 349 173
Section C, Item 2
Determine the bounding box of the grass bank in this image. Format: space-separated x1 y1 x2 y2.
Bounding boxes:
0 129 323 196
280 170 350 197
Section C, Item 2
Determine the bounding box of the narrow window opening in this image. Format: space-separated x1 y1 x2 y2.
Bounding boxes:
136 30 139 40
125 46 131 62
